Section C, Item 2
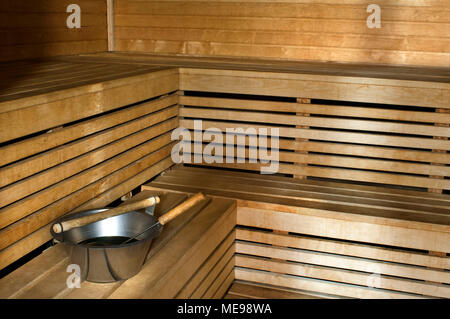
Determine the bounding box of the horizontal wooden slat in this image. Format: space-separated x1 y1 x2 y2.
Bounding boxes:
236 241 450 285
0 62 100 83
164 166 450 208
0 119 177 209
113 0 450 6
193 161 450 191
227 281 325 299
0 65 168 105
180 119 450 151
1 65 155 97
0 94 178 167
115 2 450 23
181 141 450 177
179 96 450 124
0 67 176 113
115 15 450 38
0 69 178 142
116 27 450 54
0 0 106 13
81 52 450 84
237 206 450 252
0 105 178 189
82 52 450 83
0 41 108 63
179 69 450 108
119 39 450 68
0 13 106 28
235 267 423 299
236 256 443 298
236 229 450 270
181 107 450 137
155 173 450 217
147 181 450 231
0 27 107 47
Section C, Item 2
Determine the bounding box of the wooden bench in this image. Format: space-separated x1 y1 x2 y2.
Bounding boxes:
1 53 449 298
144 165 450 299
0 57 178 270
0 191 236 299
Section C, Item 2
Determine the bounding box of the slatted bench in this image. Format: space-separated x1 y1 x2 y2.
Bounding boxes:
144 165 450 299
0 57 178 271
0 191 236 299
1 53 449 299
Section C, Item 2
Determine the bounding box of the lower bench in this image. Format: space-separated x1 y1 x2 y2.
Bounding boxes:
144 165 450 299
0 191 236 299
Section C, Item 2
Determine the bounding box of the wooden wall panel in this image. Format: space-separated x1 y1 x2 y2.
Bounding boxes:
0 0 108 62
114 0 450 67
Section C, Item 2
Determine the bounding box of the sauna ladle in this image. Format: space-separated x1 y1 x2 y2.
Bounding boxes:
120 192 206 244
52 195 161 234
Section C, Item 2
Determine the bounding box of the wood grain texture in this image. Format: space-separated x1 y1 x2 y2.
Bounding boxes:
107 197 236 298
0 59 179 269
177 89 449 190
114 0 450 67
0 0 107 62
179 68 450 108
0 160 174 271
226 281 324 299
145 166 450 252
0 68 177 143
0 191 234 299
0 94 177 167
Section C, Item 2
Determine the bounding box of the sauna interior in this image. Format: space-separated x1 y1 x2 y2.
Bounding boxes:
0 0 449 299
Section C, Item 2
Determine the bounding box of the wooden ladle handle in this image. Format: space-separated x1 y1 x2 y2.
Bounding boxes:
158 192 206 225
52 196 160 233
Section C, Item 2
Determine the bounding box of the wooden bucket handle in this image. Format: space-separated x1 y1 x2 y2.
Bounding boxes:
158 192 206 225
52 196 160 234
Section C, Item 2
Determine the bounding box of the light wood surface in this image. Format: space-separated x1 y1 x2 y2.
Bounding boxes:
113 0 450 67
225 281 324 299
1 52 449 274
0 0 107 62
0 191 236 299
145 166 450 298
80 52 450 83
176 86 450 191
0 58 178 269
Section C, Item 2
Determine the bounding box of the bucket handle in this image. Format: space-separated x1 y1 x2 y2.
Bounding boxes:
52 196 160 233
158 192 206 225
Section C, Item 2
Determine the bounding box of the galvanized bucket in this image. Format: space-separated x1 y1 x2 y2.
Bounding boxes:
51 207 162 283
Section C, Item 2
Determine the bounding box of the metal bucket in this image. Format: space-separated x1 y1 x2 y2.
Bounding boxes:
51 208 162 283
